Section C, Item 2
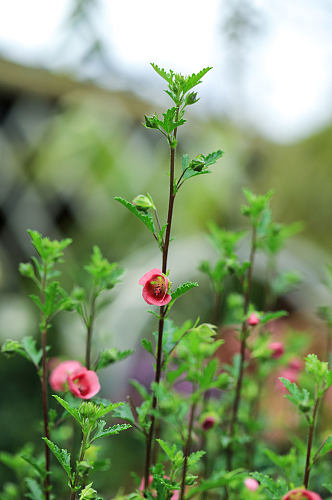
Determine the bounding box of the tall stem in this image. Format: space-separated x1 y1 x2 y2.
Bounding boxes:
304 397 320 489
226 226 257 470
180 398 197 500
40 266 50 500
85 292 97 370
70 431 88 500
144 120 179 491
41 326 50 500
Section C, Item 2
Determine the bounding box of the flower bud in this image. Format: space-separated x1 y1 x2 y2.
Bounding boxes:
185 91 199 106
189 155 205 172
248 312 260 326
268 341 284 359
244 478 259 491
132 194 156 212
201 415 216 431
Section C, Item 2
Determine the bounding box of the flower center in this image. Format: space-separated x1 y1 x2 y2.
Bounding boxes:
151 276 166 297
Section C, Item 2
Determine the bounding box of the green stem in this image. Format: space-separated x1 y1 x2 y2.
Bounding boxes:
143 112 179 493
40 265 50 500
180 398 197 500
303 396 320 489
70 430 89 500
85 291 97 370
226 225 257 470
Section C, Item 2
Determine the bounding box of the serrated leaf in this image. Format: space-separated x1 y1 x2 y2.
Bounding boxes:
112 401 136 425
96 348 132 370
150 63 172 83
115 197 155 235
53 395 81 424
42 438 72 480
202 150 223 166
188 450 205 467
25 478 44 500
91 421 131 442
168 282 198 307
279 378 312 413
181 67 212 94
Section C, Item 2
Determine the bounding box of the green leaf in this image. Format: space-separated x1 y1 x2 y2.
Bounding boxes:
96 348 132 370
168 281 198 307
202 150 223 167
181 67 212 94
279 378 312 413
85 246 124 291
21 337 42 367
42 438 72 480
21 454 45 479
1 339 30 362
25 478 44 500
150 63 172 83
115 196 155 235
259 310 288 325
53 395 81 424
315 435 332 461
188 450 205 467
141 338 154 356
112 401 136 425
91 421 131 442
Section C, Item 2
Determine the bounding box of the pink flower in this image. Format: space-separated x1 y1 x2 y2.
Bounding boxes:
244 478 259 491
49 360 83 391
268 341 285 359
248 312 260 326
288 358 302 372
139 268 171 306
277 368 299 393
282 488 322 499
67 367 100 399
201 416 216 431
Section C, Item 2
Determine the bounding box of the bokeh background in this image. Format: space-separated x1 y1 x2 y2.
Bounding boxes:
1 0 332 495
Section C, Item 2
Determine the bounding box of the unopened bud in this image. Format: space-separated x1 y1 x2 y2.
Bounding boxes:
132 194 156 212
248 312 260 326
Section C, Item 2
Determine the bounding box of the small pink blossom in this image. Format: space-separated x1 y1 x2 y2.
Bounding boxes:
268 341 285 359
244 477 259 491
277 368 299 393
282 488 322 499
67 367 100 399
248 312 260 326
49 360 83 391
201 416 216 431
288 358 302 372
139 268 171 306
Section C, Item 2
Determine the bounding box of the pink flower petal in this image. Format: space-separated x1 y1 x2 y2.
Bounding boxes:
282 488 322 500
139 268 163 286
67 368 100 399
49 360 83 391
244 478 259 491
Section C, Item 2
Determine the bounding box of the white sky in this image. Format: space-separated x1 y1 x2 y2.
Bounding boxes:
0 0 331 143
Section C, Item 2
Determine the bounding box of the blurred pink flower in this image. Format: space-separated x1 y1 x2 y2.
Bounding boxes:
67 367 100 399
139 268 171 306
288 358 302 372
201 416 216 431
49 360 83 391
282 488 322 499
268 341 285 359
244 477 259 491
248 312 260 326
277 368 299 393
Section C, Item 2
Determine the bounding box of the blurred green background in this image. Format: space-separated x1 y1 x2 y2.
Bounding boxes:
0 0 332 496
